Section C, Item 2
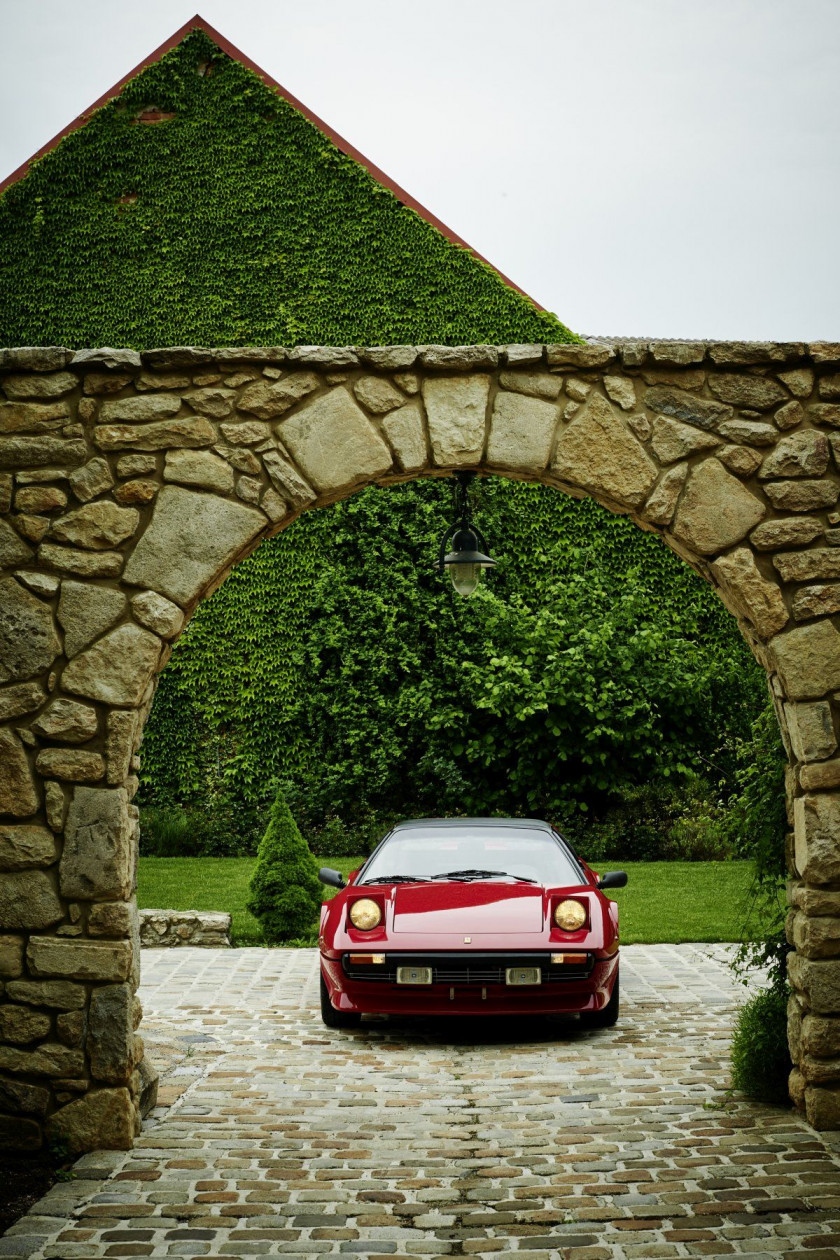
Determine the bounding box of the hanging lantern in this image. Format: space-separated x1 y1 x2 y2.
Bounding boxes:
437 471 496 598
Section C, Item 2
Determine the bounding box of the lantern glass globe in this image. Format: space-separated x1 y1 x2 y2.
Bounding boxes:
449 562 482 597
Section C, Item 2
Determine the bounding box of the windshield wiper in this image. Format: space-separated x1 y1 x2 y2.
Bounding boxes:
362 875 430 885
430 869 538 883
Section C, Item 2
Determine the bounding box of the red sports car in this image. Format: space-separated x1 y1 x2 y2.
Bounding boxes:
318 817 626 1030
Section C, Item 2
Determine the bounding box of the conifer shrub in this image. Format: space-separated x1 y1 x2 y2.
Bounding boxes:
246 790 323 944
730 985 792 1106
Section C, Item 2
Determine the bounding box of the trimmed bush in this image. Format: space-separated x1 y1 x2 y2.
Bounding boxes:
246 791 323 943
730 985 792 1105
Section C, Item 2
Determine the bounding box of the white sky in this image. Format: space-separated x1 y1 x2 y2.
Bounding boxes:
1 0 839 341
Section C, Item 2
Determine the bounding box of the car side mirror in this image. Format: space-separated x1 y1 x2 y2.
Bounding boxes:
319 867 346 889
597 871 628 890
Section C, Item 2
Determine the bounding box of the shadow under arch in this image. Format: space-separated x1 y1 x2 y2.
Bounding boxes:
1 338 839 1150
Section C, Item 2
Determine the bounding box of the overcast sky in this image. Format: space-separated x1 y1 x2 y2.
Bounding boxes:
2 0 838 341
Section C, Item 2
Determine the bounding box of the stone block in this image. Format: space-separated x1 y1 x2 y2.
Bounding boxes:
62 623 161 705
785 701 837 762
671 459 766 555
751 518 824 550
764 480 840 511
50 501 139 549
56 1010 86 1047
38 542 124 577
0 682 47 722
0 825 58 870
106 711 137 784
708 373 788 410
2 371 76 400
774 400 806 430
0 869 62 929
27 936 132 982
359 347 418 371
163 448 235 494
717 419 778 446
99 395 181 423
46 1087 134 1153
801 759 840 791
0 400 70 433
35 748 105 783
113 478 158 506
793 585 840 621
643 385 731 429
487 391 559 471
88 901 134 938
0 935 24 978
789 952 840 1013
71 348 141 371
56 580 126 660
0 1075 49 1116
792 910 840 957
0 729 38 817
805 1085 840 1129
116 455 156 477
710 548 788 640
422 375 490 466
261 449 314 507
184 387 235 418
237 374 319 419
259 487 287 523
0 1005 51 1045
45 781 66 832
759 431 829 479
5 979 86 1010
497 371 561 400
279 387 392 493
771 620 840 699
641 464 688 526
68 458 115 503
794 794 840 885
219 419 272 445
545 343 615 368
603 376 636 410
31 699 98 742
122 485 266 607
0 577 60 684
94 416 216 450
88 984 133 1084
353 376 405 414
15 485 67 513
0 437 87 468
60 785 132 901
650 418 720 463
81 371 131 396
552 394 657 508
0 1042 85 1078
802 1014 840 1057
774 549 840 584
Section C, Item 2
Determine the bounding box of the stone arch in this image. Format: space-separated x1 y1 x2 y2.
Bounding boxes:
2 337 840 1151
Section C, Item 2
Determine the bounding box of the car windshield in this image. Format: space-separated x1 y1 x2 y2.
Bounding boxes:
360 825 583 887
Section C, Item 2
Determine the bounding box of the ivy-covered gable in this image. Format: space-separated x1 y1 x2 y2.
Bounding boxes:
0 26 574 349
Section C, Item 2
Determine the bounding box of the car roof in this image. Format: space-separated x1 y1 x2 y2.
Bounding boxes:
390 818 555 832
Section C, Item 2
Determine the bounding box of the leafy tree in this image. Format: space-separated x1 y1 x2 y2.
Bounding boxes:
246 790 322 943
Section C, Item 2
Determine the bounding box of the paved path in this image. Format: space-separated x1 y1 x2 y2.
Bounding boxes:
5 945 840 1260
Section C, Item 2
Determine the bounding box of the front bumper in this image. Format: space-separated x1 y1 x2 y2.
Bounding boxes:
321 950 618 1017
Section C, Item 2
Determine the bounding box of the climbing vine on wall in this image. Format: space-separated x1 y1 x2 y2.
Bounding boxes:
0 29 769 852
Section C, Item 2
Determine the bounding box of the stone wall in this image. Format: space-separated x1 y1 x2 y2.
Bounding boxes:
138 909 231 947
1 338 840 1148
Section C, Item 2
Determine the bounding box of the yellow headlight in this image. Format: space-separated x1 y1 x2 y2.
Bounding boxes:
554 899 587 931
349 898 382 931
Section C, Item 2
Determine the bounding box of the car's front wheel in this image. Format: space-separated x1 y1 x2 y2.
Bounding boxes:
320 971 362 1029
580 969 619 1029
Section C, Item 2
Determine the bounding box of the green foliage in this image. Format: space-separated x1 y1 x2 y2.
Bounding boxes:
140 478 766 846
0 31 573 349
246 789 322 943
724 705 789 984
574 776 731 863
730 985 792 1105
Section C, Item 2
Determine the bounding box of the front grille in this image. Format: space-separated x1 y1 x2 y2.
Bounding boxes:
342 951 593 985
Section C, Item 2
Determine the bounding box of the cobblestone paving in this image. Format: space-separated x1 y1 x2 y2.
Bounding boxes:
6 944 840 1260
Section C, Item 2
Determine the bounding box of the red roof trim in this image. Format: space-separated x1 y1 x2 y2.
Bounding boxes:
0 14 543 311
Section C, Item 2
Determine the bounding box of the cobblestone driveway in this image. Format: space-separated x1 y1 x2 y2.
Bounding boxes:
6 945 840 1260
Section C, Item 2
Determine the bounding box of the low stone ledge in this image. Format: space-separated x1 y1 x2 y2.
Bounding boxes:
138 908 231 948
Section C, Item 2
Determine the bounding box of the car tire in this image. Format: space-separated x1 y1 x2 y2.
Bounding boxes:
320 971 362 1029
580 969 619 1029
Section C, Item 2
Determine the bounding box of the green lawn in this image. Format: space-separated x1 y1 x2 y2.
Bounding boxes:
137 857 765 948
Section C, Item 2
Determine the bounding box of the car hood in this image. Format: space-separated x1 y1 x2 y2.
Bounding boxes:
392 882 544 934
